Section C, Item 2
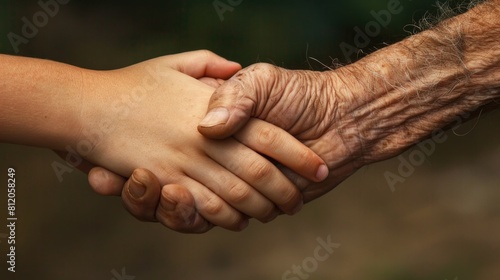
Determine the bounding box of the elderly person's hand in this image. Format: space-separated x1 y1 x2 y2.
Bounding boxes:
89 167 204 232
198 0 500 200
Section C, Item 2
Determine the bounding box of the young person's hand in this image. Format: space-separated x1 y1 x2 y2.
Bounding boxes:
77 51 327 231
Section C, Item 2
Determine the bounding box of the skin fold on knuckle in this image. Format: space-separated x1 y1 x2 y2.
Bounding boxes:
245 158 299 210
255 125 282 151
246 158 274 183
226 182 253 204
262 172 300 212
198 194 226 217
199 49 215 60
239 63 282 116
208 79 254 122
277 186 301 214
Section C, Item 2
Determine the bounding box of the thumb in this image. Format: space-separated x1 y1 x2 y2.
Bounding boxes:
198 63 278 139
197 78 254 139
121 168 161 222
121 169 211 233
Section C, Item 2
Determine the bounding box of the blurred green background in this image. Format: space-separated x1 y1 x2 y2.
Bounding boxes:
1 0 500 279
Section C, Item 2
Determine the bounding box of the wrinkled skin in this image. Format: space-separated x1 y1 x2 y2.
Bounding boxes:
198 63 363 202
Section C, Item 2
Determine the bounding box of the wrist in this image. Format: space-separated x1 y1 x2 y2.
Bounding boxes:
0 55 90 150
67 68 110 158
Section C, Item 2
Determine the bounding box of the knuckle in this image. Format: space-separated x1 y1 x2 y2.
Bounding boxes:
227 183 252 204
237 63 280 88
251 63 280 78
198 49 215 58
210 173 231 195
211 79 244 104
275 184 300 209
200 195 225 216
252 63 283 87
256 126 282 149
247 159 274 182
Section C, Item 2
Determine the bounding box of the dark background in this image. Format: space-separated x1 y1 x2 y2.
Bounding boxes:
1 0 500 279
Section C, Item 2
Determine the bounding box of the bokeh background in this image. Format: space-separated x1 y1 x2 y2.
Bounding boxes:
1 0 500 279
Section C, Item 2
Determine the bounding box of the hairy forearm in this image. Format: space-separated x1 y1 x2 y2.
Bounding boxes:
0 55 86 150
332 0 500 164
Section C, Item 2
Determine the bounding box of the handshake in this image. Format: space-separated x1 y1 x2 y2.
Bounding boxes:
2 0 498 234
70 50 359 233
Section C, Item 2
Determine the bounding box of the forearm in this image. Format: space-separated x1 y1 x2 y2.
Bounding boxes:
0 55 87 150
332 0 500 163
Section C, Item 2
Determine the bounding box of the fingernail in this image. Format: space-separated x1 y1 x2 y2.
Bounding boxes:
199 108 229 127
316 164 329 181
239 219 249 231
129 174 146 199
291 199 304 215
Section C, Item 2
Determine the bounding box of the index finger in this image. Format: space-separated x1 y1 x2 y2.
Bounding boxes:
164 50 242 79
234 118 329 183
